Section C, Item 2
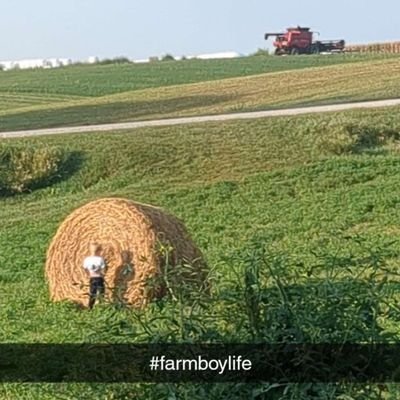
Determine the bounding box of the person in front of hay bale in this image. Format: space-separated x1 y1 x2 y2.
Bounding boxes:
83 242 106 309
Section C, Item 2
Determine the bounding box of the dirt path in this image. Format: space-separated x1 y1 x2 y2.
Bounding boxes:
2 98 400 139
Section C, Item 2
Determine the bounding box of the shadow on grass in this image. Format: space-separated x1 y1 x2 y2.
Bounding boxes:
347 124 400 154
0 94 234 132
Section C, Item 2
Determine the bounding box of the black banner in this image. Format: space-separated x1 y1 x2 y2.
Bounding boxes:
1 344 400 382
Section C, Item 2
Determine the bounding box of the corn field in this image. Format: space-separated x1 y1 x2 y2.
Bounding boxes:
346 41 400 53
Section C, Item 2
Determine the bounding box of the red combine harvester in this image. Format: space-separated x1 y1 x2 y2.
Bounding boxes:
265 26 345 55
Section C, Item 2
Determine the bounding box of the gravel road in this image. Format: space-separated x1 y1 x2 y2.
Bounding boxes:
2 98 400 139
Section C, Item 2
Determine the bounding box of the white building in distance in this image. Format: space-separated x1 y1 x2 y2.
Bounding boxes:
0 58 72 71
0 51 243 70
132 51 242 63
87 56 99 64
194 51 242 60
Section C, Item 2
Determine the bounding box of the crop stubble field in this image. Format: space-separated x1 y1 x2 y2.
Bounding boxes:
2 55 400 398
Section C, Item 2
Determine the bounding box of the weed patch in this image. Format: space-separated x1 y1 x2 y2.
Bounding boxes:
0 144 80 195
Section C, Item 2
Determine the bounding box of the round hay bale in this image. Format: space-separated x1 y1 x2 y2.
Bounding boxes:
45 198 206 307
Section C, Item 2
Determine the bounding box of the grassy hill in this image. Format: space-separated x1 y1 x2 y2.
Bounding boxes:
1 54 400 131
1 53 392 97
2 105 400 398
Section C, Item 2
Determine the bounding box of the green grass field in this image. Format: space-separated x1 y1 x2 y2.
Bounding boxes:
1 53 393 97
2 104 400 398
1 54 400 132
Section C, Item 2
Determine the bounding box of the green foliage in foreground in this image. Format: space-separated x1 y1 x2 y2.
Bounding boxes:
2 107 400 397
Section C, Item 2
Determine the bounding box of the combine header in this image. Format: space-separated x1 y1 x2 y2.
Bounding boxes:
265 26 345 55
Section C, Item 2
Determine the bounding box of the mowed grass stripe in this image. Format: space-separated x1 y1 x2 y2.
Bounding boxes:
0 92 91 115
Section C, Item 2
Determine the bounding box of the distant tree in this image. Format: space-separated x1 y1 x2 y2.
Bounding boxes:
161 54 176 62
112 57 131 64
97 57 132 65
252 48 270 57
0 65 4 71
